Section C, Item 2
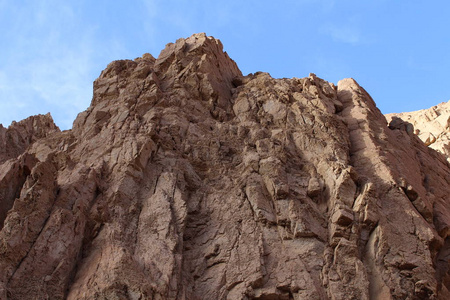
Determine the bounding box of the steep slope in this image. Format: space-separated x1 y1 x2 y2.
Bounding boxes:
0 33 449 300
386 101 450 162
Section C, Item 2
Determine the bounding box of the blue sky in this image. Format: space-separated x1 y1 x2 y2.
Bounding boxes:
1 0 449 130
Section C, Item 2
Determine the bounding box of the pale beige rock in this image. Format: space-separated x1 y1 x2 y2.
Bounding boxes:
0 33 449 300
386 100 450 161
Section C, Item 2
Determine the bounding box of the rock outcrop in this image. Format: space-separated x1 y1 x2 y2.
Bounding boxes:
0 33 449 300
386 101 450 162
0 113 59 164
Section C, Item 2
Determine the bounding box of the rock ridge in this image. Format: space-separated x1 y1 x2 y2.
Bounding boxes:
0 33 449 300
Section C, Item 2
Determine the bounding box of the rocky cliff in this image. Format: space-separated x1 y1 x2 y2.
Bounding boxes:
0 33 449 300
386 101 450 162
0 113 59 164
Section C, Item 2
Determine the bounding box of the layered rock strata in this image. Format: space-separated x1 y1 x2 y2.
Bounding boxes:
0 33 449 300
386 101 450 162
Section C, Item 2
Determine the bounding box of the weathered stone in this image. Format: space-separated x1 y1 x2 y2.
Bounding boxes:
0 33 449 300
307 177 322 198
386 100 450 161
0 113 59 164
331 206 354 226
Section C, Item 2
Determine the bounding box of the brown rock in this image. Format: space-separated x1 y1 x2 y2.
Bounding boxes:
0 33 449 300
0 113 59 164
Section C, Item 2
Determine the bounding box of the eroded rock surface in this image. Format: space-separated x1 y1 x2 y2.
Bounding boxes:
386 100 450 161
0 33 449 300
0 113 59 164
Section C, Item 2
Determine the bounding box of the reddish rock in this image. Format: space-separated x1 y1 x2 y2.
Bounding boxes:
0 113 59 163
0 33 449 299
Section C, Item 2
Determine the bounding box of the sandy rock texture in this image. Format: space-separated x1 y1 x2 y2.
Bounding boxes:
386 101 450 161
0 33 449 300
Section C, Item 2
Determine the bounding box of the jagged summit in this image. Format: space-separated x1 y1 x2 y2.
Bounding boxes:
0 113 59 164
0 34 449 299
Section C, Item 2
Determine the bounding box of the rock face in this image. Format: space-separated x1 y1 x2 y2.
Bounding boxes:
0 33 449 300
386 101 450 162
0 113 59 164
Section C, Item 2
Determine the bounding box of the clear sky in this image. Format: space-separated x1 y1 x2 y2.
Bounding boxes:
1 0 449 130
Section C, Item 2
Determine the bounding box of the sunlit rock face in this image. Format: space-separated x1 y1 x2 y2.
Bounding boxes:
0 33 449 300
386 100 450 163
